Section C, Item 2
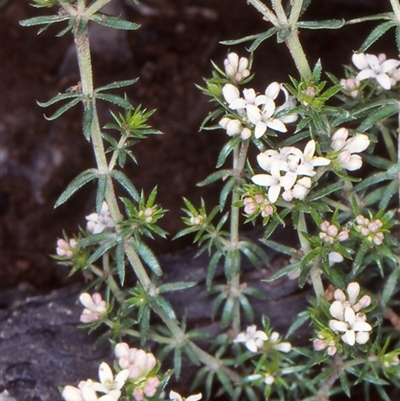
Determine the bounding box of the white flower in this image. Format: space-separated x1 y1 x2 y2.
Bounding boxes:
91 363 128 400
352 52 400 90
224 52 250 82
79 293 107 323
330 128 370 171
264 374 275 385
169 390 202 401
302 140 330 172
234 325 268 352
328 251 344 266
340 78 360 98
62 379 118 401
86 202 114 234
269 331 292 353
219 117 251 140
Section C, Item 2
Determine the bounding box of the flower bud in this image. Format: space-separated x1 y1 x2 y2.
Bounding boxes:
372 232 384 245
337 230 349 242
347 282 360 305
313 338 327 351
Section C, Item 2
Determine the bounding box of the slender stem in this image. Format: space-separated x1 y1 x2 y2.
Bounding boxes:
84 0 113 17
71 8 241 383
297 211 324 302
103 252 125 304
389 0 400 23
288 0 303 25
285 28 312 80
270 0 288 23
77 0 85 14
246 0 279 26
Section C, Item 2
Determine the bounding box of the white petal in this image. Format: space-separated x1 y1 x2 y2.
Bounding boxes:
344 307 356 326
355 331 370 344
255 121 267 139
343 330 355 346
381 59 400 73
79 293 95 310
353 321 372 332
229 98 247 110
330 301 344 320
115 369 129 389
265 81 281 99
243 88 256 103
251 174 277 187
365 54 380 69
329 252 344 264
245 339 259 353
280 171 297 190
99 362 113 385
62 386 84 401
352 53 369 70
313 157 331 167
268 184 281 203
376 73 391 90
254 94 269 106
186 394 202 401
227 52 239 69
356 69 375 81
246 104 262 125
169 390 184 401
346 282 360 304
329 319 348 332
275 342 292 353
267 119 287 133
222 84 240 104
304 140 315 159
334 289 346 302
261 98 276 119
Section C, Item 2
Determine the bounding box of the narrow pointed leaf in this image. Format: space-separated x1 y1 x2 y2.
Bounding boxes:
158 281 197 293
297 19 344 29
96 79 139 92
116 242 125 286
90 13 140 30
358 21 396 53
37 93 80 108
96 174 107 213
95 93 133 109
197 169 232 187
20 15 69 27
134 240 162 276
110 170 139 201
55 168 98 207
44 98 80 120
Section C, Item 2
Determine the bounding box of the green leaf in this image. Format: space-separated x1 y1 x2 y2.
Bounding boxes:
173 348 182 379
20 15 69 27
90 13 140 30
381 269 399 307
96 79 138 92
307 181 343 201
339 370 351 398
83 104 94 141
261 239 297 257
207 251 222 289
221 297 234 328
43 98 80 120
357 103 399 131
379 179 400 209
154 295 176 319
287 310 310 337
248 27 280 51
110 170 139 201
37 92 80 108
396 26 400 53
297 19 344 30
87 238 116 265
219 177 236 210
158 281 197 293
216 136 241 168
263 261 301 282
95 93 132 109
358 21 396 53
55 168 98 207
197 169 232 187
220 27 278 48
134 240 162 276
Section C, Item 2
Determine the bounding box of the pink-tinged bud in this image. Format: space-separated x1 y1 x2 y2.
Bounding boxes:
337 230 349 242
360 227 370 236
355 295 371 311
327 343 337 356
133 388 145 401
244 201 257 215
313 339 327 351
373 232 384 245
319 221 330 232
347 282 360 305
261 205 274 217
327 225 338 238
56 239 74 257
254 194 264 204
355 331 370 344
343 134 370 154
264 374 275 385
334 289 346 302
331 128 349 151
144 377 160 397
368 220 381 233
356 215 368 225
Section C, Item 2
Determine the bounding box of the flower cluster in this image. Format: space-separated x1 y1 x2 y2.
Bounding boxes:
354 215 385 245
330 128 370 171
242 193 274 218
221 81 297 139
252 140 330 203
328 282 372 348
352 52 400 90
56 238 77 258
224 52 250 82
234 325 292 354
79 292 107 323
319 221 349 244
340 77 361 98
62 362 128 401
115 343 160 400
86 201 114 234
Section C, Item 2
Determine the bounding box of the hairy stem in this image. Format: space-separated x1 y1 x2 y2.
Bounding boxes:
389 0 400 23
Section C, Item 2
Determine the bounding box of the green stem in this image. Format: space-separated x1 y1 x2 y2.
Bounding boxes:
71 8 241 384
246 0 279 26
230 140 250 334
103 252 125 304
297 211 324 302
389 0 400 23
84 0 113 17
270 0 288 23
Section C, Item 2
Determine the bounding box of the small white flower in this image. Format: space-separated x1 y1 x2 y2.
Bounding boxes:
330 128 370 171
91 363 128 399
269 331 292 353
79 293 107 323
56 238 77 257
169 390 202 401
224 52 250 82
86 202 114 234
234 325 269 352
264 374 275 385
352 52 400 90
328 251 344 266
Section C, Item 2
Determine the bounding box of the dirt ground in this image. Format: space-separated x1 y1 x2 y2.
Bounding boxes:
0 0 394 292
